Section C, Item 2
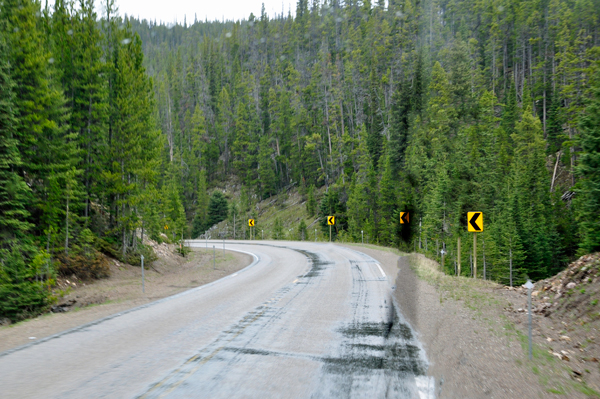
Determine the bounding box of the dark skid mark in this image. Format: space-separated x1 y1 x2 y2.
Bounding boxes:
294 249 332 278
339 322 396 339
222 347 275 357
322 353 421 374
323 305 426 379
350 343 386 351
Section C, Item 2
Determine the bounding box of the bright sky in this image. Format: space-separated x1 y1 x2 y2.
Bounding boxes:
112 0 294 24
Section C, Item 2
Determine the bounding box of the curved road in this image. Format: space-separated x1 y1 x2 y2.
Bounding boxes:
0 241 434 398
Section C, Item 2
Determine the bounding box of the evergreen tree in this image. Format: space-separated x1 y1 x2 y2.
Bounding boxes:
306 184 316 216
206 192 229 228
192 170 210 238
575 68 600 253
511 108 557 279
105 27 160 257
0 248 52 322
0 34 31 244
298 219 307 241
2 0 79 255
389 80 412 175
272 217 284 240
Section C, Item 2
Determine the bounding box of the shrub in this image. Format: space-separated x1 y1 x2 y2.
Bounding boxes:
0 247 53 322
56 250 110 280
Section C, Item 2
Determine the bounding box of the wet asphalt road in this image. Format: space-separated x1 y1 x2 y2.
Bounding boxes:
0 241 434 398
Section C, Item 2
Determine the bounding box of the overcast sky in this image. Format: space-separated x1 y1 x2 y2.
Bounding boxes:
112 0 294 24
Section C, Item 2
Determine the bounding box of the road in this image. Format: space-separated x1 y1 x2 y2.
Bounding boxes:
0 241 434 398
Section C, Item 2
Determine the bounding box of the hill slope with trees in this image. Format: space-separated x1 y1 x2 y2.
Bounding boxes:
130 0 600 284
1 0 599 321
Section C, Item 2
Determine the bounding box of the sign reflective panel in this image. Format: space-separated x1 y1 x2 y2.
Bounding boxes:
400 212 409 224
467 212 483 232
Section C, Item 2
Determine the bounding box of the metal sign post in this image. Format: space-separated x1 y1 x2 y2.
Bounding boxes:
467 212 483 279
141 254 145 293
213 245 216 270
441 247 446 272
327 216 335 242
525 280 534 360
473 233 477 278
457 237 461 276
419 218 422 249
483 238 486 280
248 219 255 240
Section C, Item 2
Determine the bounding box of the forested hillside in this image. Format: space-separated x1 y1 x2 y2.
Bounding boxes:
131 0 600 284
1 0 599 320
0 0 183 321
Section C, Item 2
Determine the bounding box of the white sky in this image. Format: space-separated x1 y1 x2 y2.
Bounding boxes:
112 0 295 24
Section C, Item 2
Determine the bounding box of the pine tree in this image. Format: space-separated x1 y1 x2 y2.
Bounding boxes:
0 37 51 318
258 135 278 199
298 219 307 241
0 248 52 322
378 151 397 245
575 68 600 253
72 0 108 222
2 0 79 254
206 192 229 228
546 94 565 156
105 27 160 258
192 170 210 238
0 34 31 244
511 108 557 278
306 184 316 216
389 80 412 175
163 181 186 241
272 217 284 240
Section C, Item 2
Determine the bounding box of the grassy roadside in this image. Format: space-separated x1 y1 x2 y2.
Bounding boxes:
405 252 599 397
0 248 251 353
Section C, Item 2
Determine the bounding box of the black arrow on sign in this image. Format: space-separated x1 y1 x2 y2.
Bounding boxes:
401 212 409 224
469 212 482 231
328 216 334 225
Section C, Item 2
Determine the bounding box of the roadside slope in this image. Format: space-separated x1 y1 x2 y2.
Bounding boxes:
0 247 251 353
341 244 590 398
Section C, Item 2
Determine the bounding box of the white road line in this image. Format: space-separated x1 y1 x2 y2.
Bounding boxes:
376 263 386 278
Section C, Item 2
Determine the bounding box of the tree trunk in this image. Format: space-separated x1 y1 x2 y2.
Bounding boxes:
65 190 69 257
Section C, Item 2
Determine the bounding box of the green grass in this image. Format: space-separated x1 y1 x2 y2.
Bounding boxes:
214 189 324 241
574 384 600 397
406 252 600 397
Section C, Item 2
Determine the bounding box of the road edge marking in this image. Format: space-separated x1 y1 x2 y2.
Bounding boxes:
0 246 261 359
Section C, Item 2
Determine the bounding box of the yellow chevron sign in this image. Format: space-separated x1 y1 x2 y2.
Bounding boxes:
400 212 409 224
467 212 483 232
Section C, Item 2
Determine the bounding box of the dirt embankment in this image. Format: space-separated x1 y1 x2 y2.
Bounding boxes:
395 253 600 398
344 244 599 398
0 245 251 354
394 254 550 399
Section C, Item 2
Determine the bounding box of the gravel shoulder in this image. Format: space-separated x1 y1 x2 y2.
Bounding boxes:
0 247 251 354
341 244 594 398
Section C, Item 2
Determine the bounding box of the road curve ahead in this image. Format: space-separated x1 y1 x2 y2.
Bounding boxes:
0 241 434 398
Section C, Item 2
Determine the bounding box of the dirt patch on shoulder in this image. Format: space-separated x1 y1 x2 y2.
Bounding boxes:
394 254 555 399
339 244 577 398
0 247 251 353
